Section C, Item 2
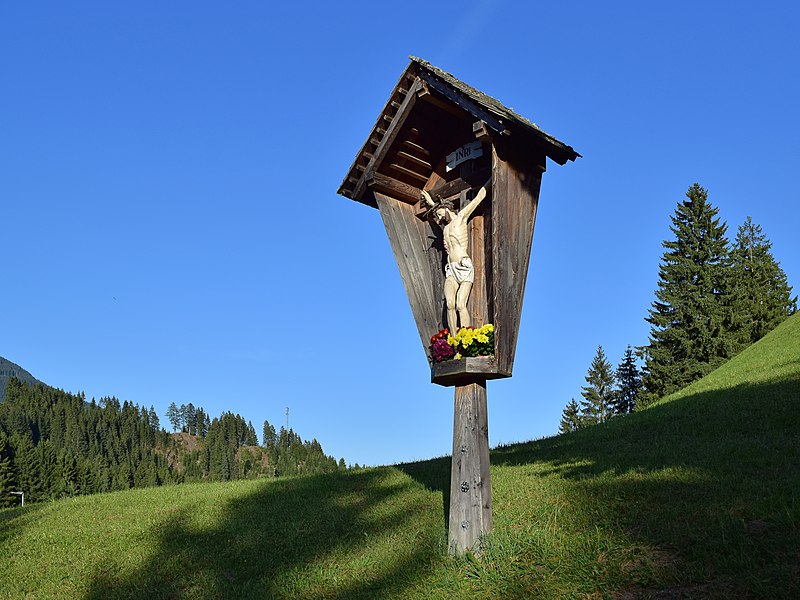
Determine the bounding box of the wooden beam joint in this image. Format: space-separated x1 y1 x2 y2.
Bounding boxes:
366 172 421 205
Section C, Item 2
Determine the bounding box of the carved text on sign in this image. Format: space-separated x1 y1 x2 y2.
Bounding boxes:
446 140 483 172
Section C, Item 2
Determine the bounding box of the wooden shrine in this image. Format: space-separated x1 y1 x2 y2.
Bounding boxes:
337 57 579 554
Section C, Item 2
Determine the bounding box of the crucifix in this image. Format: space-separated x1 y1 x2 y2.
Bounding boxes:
421 178 492 335
337 56 579 555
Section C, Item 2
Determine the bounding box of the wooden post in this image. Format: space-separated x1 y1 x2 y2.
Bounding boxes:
448 380 492 555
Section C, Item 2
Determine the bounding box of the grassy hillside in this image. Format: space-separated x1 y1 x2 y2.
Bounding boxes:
2 314 798 598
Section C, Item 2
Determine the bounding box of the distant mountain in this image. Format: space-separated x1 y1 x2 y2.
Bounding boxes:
0 356 46 400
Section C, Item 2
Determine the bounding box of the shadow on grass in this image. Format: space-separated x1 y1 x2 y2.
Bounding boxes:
0 504 42 548
491 377 800 595
394 455 450 529
492 377 800 479
85 469 445 600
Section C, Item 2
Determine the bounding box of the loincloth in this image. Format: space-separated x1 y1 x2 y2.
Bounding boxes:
445 257 474 284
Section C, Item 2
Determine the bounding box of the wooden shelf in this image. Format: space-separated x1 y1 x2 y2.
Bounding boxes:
430 356 511 387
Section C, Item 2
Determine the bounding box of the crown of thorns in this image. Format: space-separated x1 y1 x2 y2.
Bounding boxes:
421 191 455 219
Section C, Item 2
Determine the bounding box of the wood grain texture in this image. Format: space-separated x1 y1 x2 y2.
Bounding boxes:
448 381 492 555
366 172 420 205
375 192 444 361
431 356 510 386
491 144 544 374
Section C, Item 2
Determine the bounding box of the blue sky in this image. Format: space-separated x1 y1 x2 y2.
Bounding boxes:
2 2 798 466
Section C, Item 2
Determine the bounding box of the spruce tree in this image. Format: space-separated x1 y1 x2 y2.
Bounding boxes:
612 346 641 415
642 183 735 404
0 433 17 507
246 421 258 446
148 406 160 433
559 399 583 433
166 402 179 432
262 420 276 448
729 216 796 345
579 346 616 425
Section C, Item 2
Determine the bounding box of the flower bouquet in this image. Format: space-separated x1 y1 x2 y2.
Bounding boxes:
429 324 494 363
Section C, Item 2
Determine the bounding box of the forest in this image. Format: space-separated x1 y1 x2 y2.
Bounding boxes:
561 183 796 432
0 378 345 507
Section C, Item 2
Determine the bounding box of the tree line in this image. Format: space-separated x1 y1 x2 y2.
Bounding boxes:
561 183 796 431
0 379 346 507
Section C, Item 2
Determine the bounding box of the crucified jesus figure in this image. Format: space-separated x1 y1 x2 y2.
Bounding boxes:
422 178 492 333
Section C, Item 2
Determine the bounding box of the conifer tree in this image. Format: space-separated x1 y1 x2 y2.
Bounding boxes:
262 420 277 448
642 183 735 404
185 403 196 435
148 406 160 433
729 216 797 346
580 346 616 425
612 346 641 415
246 421 258 446
166 402 180 432
559 399 583 433
11 432 42 501
0 433 17 507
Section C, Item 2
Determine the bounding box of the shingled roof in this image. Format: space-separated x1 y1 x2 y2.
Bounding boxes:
338 57 579 208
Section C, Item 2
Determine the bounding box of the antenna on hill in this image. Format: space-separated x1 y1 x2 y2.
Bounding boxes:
285 406 289 432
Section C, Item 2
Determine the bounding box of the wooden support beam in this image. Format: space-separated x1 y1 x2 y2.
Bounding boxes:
389 162 429 183
419 70 509 136
396 150 432 170
418 80 469 120
473 120 491 142
366 172 420 205
401 139 431 156
449 381 492 555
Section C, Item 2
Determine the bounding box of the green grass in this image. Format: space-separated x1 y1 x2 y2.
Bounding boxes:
2 314 799 598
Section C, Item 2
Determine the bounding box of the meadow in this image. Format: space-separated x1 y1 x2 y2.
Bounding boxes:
2 314 798 598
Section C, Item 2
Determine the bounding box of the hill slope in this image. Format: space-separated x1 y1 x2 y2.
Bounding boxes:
0 356 45 400
2 314 799 598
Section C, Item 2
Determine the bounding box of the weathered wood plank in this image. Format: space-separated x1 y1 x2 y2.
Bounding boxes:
388 162 429 183
468 198 489 328
431 356 510 386
401 139 431 156
366 172 420 205
375 192 444 360
448 381 492 555
396 150 432 170
491 144 544 374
